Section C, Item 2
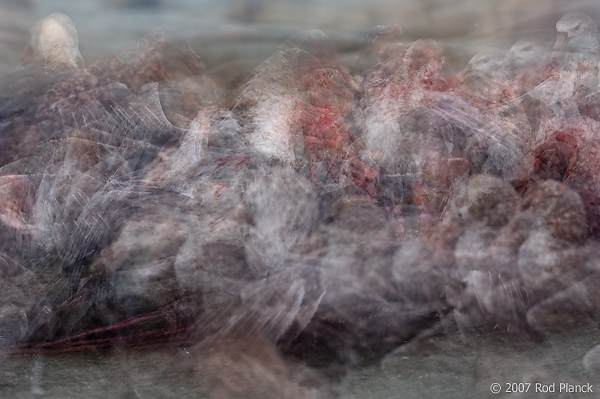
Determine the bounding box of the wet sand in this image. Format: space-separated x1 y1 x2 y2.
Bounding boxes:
1 326 599 398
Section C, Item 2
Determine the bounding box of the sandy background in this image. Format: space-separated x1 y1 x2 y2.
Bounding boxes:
2 0 600 75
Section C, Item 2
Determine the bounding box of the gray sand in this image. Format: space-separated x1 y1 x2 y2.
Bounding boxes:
1 327 599 398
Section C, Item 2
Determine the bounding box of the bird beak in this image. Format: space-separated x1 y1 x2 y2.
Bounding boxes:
552 31 569 58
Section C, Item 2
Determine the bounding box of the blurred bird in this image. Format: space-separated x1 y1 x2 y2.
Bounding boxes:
346 23 405 76
195 335 337 399
21 12 84 72
509 38 549 77
458 48 517 104
235 31 377 196
521 12 599 99
553 12 598 62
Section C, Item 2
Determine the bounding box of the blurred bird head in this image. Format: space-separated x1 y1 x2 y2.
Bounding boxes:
360 23 403 46
553 12 598 61
509 38 547 73
402 39 445 86
460 48 512 96
22 12 84 72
